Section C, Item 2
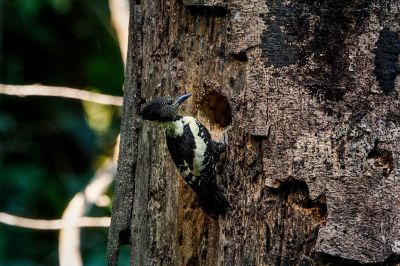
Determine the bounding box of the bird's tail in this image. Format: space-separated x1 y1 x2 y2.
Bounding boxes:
192 182 229 217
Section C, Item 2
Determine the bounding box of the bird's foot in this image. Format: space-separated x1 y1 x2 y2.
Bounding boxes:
213 141 226 154
213 141 226 175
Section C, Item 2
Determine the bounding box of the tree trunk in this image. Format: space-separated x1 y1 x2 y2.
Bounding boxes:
109 1 400 265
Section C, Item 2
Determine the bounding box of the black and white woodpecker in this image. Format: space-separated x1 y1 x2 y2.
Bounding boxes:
141 93 229 216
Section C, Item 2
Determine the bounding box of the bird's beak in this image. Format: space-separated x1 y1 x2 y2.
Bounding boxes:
175 93 192 105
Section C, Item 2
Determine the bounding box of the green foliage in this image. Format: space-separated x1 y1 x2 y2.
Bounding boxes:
1 0 124 95
0 0 126 264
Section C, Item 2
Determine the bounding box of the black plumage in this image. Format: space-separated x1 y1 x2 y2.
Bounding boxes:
166 123 197 181
141 94 229 216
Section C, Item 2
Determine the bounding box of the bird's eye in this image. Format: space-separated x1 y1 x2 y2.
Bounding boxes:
168 99 173 105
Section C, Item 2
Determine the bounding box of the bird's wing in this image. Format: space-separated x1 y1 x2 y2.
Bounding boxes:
166 123 196 181
193 121 217 184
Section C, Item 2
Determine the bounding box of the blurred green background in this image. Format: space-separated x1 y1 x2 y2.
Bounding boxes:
0 0 128 264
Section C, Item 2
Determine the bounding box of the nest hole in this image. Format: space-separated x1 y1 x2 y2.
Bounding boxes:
198 92 232 128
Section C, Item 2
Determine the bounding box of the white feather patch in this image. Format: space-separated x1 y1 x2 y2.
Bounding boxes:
187 118 207 176
165 116 207 177
182 160 191 176
164 117 190 137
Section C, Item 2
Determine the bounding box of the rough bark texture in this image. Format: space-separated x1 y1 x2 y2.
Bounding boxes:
112 0 400 265
107 4 142 266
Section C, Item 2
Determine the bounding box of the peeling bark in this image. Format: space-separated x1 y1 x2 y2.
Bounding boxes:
110 0 400 265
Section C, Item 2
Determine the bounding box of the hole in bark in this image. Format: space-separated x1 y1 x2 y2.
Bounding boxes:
316 253 369 266
231 51 248 62
118 227 131 245
186 5 228 17
367 139 394 173
373 28 400 93
198 92 232 128
271 179 328 218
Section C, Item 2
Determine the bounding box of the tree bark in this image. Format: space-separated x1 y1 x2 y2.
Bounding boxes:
110 0 400 265
107 3 142 265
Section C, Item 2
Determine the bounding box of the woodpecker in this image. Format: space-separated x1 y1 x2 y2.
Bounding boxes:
141 93 229 216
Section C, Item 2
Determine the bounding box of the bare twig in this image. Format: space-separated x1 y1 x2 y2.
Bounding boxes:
0 213 110 230
59 136 120 266
0 84 123 106
109 0 129 64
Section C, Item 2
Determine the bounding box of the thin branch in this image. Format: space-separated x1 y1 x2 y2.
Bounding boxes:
109 0 129 64
0 212 110 230
0 84 123 106
59 136 120 266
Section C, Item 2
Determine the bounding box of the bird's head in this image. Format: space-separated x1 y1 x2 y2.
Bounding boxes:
141 93 192 122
